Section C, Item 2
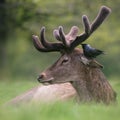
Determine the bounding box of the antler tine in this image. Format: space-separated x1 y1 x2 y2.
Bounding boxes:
32 35 50 52
59 26 70 47
40 27 53 48
70 6 111 49
66 26 79 41
82 15 91 35
32 27 65 52
40 27 64 51
53 29 62 41
90 6 111 33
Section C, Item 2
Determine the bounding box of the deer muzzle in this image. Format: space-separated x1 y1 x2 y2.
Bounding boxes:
37 73 54 85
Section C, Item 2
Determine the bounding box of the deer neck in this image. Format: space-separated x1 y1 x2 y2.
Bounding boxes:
70 80 92 102
71 68 106 102
70 67 115 103
70 67 93 102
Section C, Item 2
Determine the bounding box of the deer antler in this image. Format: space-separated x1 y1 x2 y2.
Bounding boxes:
32 6 111 53
58 26 79 47
32 26 79 52
32 27 64 52
53 29 62 41
70 6 111 49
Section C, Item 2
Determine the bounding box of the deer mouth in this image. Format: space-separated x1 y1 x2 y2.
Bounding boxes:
38 77 54 85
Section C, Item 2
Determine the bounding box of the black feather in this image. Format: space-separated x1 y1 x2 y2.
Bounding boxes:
81 44 104 58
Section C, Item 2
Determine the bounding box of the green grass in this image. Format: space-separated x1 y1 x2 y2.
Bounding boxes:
0 77 120 120
0 79 38 105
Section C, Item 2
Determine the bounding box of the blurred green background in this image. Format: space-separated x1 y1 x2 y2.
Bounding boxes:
0 0 120 81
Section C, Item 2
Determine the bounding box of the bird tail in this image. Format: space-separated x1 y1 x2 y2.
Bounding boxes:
102 51 107 55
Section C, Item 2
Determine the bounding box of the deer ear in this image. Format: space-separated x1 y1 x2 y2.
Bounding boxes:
80 56 90 65
80 56 104 69
89 60 104 69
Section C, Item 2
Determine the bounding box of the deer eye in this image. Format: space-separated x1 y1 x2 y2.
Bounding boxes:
61 57 69 64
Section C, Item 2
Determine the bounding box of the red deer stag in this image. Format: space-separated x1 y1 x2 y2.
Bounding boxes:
8 6 116 105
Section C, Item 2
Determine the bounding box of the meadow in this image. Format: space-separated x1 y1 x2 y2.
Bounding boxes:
0 77 120 120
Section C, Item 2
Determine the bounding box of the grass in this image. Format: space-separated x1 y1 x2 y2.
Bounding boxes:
0 77 120 120
0 79 38 105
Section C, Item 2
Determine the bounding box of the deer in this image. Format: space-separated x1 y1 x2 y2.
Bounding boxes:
7 6 116 105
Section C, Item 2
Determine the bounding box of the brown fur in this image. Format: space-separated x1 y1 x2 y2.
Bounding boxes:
38 48 116 104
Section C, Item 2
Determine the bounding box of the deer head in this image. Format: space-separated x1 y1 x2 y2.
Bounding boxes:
32 6 111 85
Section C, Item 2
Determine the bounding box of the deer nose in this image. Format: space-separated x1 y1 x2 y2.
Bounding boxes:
37 73 46 82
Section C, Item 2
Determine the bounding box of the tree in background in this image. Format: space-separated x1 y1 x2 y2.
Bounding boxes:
0 0 7 68
0 0 36 68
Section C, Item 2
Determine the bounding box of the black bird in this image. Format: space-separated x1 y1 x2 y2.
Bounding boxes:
81 44 104 59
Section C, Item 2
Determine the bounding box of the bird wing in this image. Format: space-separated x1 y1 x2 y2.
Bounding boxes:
89 48 104 58
84 48 96 58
